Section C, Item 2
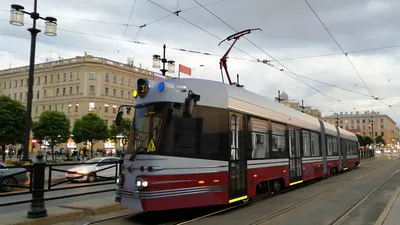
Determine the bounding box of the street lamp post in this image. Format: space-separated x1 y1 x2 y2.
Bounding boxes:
9 0 57 162
152 44 175 76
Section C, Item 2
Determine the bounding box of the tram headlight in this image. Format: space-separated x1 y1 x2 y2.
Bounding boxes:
135 177 148 189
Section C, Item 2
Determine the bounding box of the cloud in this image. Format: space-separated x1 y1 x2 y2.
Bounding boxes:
0 0 400 124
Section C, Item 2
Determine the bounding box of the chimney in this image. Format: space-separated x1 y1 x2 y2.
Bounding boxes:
340 112 343 115
350 112 353 115
356 111 359 115
345 112 347 115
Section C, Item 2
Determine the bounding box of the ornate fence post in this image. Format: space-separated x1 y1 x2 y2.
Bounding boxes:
27 154 47 218
115 152 125 202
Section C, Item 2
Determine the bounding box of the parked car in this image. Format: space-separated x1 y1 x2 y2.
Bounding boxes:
0 162 29 192
65 157 120 182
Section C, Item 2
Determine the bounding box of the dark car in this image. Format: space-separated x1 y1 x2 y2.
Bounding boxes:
0 162 29 192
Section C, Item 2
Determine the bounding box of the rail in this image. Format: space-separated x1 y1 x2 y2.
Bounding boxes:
0 153 124 218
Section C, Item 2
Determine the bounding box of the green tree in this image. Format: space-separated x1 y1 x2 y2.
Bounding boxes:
364 136 373 146
375 135 385 145
356 134 365 146
0 96 26 162
109 118 132 153
32 111 70 161
72 113 109 158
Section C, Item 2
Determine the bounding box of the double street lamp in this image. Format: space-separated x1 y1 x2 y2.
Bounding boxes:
9 0 57 162
152 44 175 76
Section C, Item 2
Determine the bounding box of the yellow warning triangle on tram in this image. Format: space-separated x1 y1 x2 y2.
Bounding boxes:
147 139 156 152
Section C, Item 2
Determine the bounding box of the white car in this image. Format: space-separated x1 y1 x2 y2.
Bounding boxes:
65 157 120 182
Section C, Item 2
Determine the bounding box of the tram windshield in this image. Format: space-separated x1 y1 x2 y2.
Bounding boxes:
129 103 169 155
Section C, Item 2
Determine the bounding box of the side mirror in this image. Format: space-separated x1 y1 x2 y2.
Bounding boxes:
116 111 123 126
183 90 200 118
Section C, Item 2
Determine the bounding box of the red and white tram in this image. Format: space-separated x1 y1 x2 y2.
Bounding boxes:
116 78 360 212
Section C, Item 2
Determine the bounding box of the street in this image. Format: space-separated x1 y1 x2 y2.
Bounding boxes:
53 156 399 225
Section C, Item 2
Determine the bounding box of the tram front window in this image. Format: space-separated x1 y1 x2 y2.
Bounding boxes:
131 103 169 155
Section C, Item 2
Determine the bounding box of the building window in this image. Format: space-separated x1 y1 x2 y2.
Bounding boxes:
63 73 66 82
112 105 117 113
105 73 109 81
20 79 23 87
128 79 132 86
25 92 27 100
14 80 17 87
63 88 66 96
36 77 40 85
70 72 73 81
35 106 38 115
89 102 95 112
26 79 28 86
75 104 79 112
90 72 96 80
120 77 124 85
14 93 16 100
42 105 45 111
380 118 384 123
55 105 58 111
381 132 384 136
50 75 53 83
104 120 108 126
44 76 47 84
113 75 117 83
56 88 59 95
121 90 124 98
61 104 64 112
44 90 47 97
113 89 116 97
49 105 52 111
128 91 131 100
104 104 109 113
89 85 95 95
19 92 22 101
76 71 80 80
105 87 109 96
381 125 384 129
69 87 72 95
3 82 6 89
57 74 60 82
68 104 72 113
76 86 79 94
37 91 40 99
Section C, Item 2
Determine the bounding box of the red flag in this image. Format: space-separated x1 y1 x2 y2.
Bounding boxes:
179 64 192 76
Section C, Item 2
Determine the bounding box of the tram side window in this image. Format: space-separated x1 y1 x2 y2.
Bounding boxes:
250 118 270 159
326 136 333 156
271 123 287 158
303 131 311 157
311 132 320 156
332 137 338 156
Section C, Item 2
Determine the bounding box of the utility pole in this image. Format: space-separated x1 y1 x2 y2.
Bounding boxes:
300 100 305 113
275 90 283 103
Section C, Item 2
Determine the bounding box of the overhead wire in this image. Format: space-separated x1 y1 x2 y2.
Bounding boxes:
304 0 374 97
192 0 344 109
304 0 397 118
0 5 396 104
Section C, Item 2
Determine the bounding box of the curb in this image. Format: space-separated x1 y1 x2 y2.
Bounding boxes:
374 187 400 225
59 203 126 216
3 206 85 225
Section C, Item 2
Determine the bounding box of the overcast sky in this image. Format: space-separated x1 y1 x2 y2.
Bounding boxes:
1 0 400 124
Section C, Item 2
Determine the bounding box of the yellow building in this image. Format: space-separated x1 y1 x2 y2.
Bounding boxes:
323 111 397 145
0 55 159 153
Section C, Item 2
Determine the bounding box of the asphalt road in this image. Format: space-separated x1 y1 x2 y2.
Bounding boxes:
54 155 399 225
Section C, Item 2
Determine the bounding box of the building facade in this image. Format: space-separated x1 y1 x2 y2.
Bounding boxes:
0 55 158 153
275 91 322 120
323 111 397 145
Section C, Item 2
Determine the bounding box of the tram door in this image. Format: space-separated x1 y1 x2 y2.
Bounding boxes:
288 128 302 183
229 112 247 202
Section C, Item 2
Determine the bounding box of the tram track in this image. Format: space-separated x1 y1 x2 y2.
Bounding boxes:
175 160 396 225
80 158 383 225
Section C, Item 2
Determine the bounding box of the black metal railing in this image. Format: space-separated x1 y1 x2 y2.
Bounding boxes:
0 153 124 218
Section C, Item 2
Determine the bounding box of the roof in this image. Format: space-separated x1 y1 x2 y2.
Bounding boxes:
135 78 357 141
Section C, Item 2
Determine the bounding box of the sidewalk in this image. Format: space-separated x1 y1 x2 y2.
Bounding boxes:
2 196 127 225
375 187 400 225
